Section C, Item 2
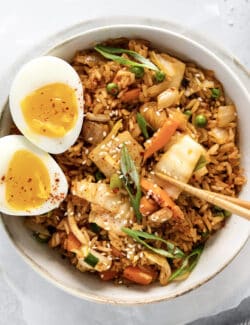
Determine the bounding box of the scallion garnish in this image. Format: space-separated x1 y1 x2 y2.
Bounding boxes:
120 144 142 222
84 252 99 267
136 113 149 139
169 245 204 281
89 222 101 233
194 155 207 171
94 45 159 71
122 227 185 259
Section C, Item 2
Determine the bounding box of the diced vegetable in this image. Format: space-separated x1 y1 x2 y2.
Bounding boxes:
194 155 207 172
95 170 105 181
139 196 158 216
99 270 118 281
144 251 171 285
67 232 82 251
89 222 101 233
122 227 185 258
136 113 149 139
217 105 236 127
195 114 207 128
144 119 179 161
106 82 119 96
169 246 204 281
150 51 186 88
120 144 142 222
155 70 166 83
147 81 171 98
140 102 166 130
167 108 188 131
130 66 144 78
140 178 183 219
211 88 220 99
157 87 179 109
94 45 158 71
155 135 205 199
89 129 143 177
210 127 229 144
84 252 99 267
121 88 140 102
123 266 154 285
89 204 132 235
72 181 130 215
110 173 122 190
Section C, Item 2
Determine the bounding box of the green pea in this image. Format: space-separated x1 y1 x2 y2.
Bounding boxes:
195 114 207 128
211 88 220 99
155 70 166 83
130 66 144 78
106 82 119 96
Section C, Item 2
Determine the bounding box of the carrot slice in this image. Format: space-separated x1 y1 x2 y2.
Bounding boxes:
140 178 184 219
144 119 179 161
121 88 140 102
123 266 153 285
67 232 82 252
139 196 159 216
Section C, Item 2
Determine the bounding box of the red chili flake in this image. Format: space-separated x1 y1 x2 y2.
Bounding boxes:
27 178 32 183
55 178 59 183
1 176 5 181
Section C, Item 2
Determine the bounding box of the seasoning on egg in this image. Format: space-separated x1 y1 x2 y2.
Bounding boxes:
5 149 51 210
21 83 78 138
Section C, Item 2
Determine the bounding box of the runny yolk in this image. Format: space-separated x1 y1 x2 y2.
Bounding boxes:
5 150 51 211
20 82 78 138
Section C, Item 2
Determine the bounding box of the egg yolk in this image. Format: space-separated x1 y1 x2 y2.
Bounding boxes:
5 150 51 211
20 82 78 138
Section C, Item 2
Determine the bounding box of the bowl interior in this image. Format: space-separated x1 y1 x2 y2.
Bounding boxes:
1 25 250 304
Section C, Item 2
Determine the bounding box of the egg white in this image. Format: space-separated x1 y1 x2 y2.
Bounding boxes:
0 135 68 216
9 56 84 154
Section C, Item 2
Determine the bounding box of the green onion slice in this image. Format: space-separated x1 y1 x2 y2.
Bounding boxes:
122 227 185 259
84 253 99 267
94 45 159 71
194 155 207 171
120 144 142 222
169 245 204 281
136 113 149 139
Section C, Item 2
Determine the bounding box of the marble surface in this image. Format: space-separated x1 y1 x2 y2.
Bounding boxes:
0 0 249 324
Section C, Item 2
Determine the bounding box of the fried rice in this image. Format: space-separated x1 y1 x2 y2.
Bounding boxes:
23 38 245 286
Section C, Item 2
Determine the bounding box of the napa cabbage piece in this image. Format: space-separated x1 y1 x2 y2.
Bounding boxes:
89 130 143 177
150 51 186 89
144 251 171 285
89 203 132 235
72 181 131 215
154 135 205 199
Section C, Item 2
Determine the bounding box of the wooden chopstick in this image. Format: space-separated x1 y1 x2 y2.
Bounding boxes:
155 172 250 221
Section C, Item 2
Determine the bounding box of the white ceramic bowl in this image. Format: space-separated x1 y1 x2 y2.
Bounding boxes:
1 23 250 305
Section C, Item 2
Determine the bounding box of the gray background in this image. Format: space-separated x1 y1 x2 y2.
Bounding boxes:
0 0 249 324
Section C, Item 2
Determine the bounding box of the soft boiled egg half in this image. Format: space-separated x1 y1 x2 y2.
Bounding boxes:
0 135 68 216
9 56 84 154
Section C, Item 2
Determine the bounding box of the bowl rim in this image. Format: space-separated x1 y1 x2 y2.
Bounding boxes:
0 19 249 305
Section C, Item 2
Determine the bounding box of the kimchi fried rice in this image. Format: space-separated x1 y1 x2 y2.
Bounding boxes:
22 38 245 286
